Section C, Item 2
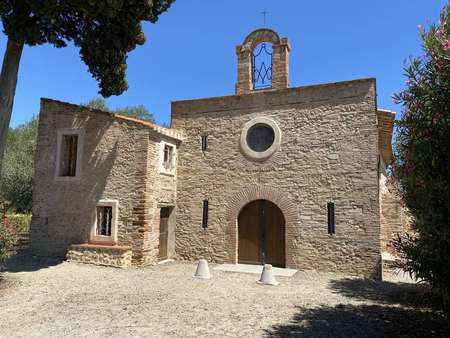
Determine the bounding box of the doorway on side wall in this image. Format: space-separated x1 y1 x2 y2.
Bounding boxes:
238 199 285 267
158 207 172 260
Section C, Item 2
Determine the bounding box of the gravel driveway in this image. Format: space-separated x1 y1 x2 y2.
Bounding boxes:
0 255 449 337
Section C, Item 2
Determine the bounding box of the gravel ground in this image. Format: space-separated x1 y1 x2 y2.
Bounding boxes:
0 255 449 338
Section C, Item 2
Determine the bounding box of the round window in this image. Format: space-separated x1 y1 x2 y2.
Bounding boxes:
240 117 281 161
246 123 275 152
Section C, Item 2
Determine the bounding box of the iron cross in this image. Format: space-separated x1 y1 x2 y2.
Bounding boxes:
262 11 269 27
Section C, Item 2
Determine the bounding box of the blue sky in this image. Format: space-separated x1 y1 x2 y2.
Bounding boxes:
1 0 447 127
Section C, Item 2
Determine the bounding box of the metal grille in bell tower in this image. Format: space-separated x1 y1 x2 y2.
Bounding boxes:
252 43 273 90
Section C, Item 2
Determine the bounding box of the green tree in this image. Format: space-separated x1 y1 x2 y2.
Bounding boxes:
83 97 155 122
83 98 110 112
0 1 175 175
393 5 450 307
0 221 14 268
0 200 14 267
0 117 38 213
117 105 155 122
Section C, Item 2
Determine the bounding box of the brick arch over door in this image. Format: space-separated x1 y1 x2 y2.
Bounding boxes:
226 185 298 267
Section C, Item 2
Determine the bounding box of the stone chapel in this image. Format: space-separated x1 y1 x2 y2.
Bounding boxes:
29 29 407 278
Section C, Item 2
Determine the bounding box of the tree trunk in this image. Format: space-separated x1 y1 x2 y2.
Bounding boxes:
0 38 24 175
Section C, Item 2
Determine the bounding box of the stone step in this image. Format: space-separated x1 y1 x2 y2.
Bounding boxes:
67 243 132 268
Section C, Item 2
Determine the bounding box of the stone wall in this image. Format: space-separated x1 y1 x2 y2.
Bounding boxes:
29 99 167 265
155 136 178 207
172 78 381 277
67 244 132 268
144 133 178 264
379 169 411 254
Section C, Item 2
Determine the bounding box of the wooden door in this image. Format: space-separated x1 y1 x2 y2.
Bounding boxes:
238 200 285 267
158 207 170 260
238 200 261 264
265 202 286 267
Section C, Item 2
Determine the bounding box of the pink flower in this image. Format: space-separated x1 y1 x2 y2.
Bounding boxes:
443 40 450 51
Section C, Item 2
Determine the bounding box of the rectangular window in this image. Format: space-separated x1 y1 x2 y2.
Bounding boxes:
201 135 208 151
96 206 112 236
59 134 78 177
163 144 174 170
160 141 176 175
90 200 118 243
327 202 335 235
55 128 83 180
202 199 209 229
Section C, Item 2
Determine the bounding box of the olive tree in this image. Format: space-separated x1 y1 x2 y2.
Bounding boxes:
1 117 37 213
83 97 155 122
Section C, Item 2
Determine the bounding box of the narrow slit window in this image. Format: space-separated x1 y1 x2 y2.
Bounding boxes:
201 135 208 151
327 202 335 235
202 199 209 229
96 206 113 236
60 134 78 177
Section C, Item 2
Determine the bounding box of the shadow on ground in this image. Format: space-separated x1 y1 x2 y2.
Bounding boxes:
266 278 449 337
3 253 63 273
329 277 437 308
264 304 450 337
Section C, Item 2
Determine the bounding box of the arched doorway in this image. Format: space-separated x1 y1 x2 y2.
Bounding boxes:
238 199 285 267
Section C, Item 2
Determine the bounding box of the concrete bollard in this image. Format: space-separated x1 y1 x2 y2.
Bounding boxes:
193 258 211 279
257 264 279 286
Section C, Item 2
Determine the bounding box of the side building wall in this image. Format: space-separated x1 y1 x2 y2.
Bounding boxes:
172 78 381 277
29 99 166 265
379 159 411 254
144 132 178 263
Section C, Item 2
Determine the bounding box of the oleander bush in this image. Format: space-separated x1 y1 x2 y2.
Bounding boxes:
393 4 450 310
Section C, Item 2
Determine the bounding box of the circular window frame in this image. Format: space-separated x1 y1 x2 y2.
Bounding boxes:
240 117 281 161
